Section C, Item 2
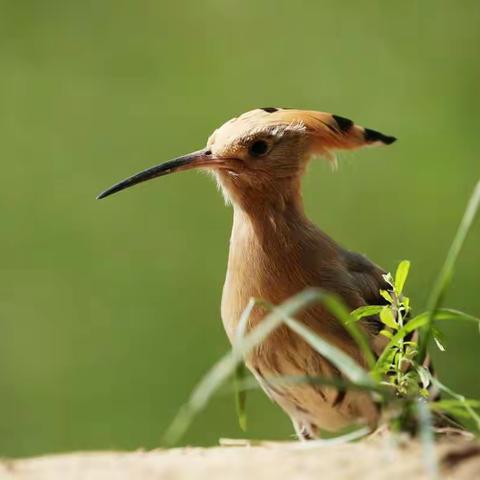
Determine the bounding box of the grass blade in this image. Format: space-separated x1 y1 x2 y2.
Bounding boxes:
419 180 480 361
432 378 480 431
432 308 480 325
228 374 389 397
163 288 377 445
320 294 377 370
162 289 320 445
233 363 248 431
232 297 265 432
280 314 374 386
289 426 370 449
430 399 480 410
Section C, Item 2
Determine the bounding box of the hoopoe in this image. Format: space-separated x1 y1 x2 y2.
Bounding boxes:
98 107 399 439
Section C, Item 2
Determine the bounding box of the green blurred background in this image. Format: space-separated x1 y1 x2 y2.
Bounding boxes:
0 0 478 458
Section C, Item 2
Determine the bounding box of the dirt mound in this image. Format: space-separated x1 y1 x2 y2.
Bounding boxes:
2 436 479 480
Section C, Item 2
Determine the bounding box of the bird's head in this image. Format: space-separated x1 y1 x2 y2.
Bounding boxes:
97 108 396 207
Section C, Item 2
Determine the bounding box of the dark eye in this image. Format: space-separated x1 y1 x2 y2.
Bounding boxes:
249 140 269 157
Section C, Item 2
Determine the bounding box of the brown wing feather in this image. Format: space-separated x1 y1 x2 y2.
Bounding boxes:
341 249 389 308
337 249 390 355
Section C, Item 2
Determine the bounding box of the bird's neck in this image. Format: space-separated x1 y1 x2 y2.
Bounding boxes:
227 178 317 292
221 180 340 342
230 180 308 245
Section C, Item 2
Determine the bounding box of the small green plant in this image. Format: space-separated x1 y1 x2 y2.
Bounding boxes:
352 260 420 398
163 180 480 447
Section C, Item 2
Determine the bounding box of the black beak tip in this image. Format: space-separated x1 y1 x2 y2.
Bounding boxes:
96 183 126 200
96 185 121 200
96 190 109 200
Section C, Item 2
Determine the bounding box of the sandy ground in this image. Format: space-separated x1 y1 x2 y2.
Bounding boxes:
1 436 479 480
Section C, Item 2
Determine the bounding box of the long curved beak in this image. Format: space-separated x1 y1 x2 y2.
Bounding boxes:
97 148 216 200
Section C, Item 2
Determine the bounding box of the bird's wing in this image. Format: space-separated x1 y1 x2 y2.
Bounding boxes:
341 249 389 308
338 249 390 350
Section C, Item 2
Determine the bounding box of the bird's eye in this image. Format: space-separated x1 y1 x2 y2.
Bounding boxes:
249 140 269 157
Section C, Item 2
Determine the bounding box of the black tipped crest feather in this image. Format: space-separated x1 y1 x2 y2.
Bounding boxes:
364 128 397 145
332 114 354 133
260 107 278 113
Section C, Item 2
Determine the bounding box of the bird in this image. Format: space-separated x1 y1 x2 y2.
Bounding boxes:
97 107 398 440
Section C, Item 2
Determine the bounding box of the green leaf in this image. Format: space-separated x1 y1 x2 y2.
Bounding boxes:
380 306 397 329
351 305 383 320
374 314 430 373
379 290 393 303
394 260 410 295
432 326 446 352
416 365 432 389
382 273 394 287
420 388 430 398
379 329 392 338
376 306 480 376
